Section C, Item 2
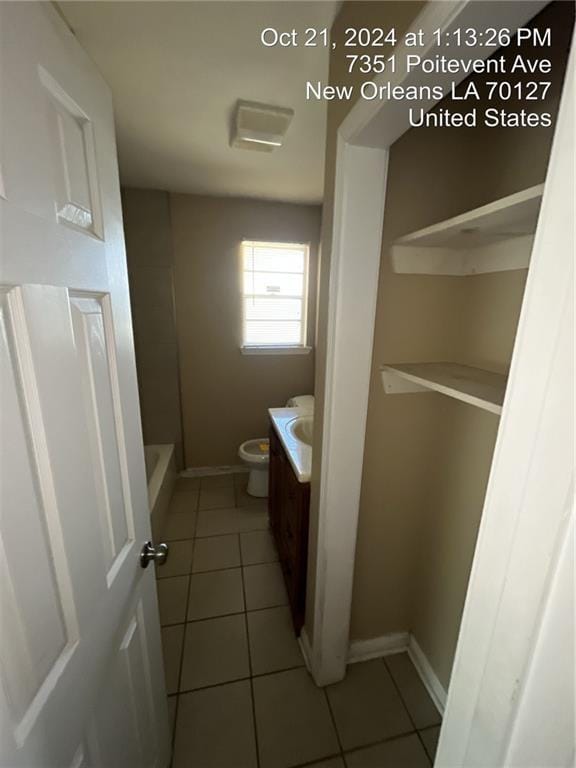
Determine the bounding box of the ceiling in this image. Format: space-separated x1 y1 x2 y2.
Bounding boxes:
59 1 340 204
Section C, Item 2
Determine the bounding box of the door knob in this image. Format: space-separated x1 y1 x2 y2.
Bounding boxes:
140 541 169 569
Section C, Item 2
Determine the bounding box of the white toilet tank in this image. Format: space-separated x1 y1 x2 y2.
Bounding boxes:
286 395 314 414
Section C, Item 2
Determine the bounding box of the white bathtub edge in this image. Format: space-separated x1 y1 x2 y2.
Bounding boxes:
146 443 176 540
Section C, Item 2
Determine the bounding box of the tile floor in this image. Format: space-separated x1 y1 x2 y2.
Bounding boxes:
158 473 442 768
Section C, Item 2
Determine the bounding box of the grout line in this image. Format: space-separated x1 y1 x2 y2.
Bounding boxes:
161 527 270 546
175 663 309 697
243 602 289 614
340 728 419 761
185 607 247 623
417 726 441 765
382 657 434 767
158 555 278 580
321 683 345 760
173 491 200 736
159 601 291 630
239 559 261 768
157 560 279 581
195 524 270 539
160 486 274 766
171 660 307 693
285 752 345 768
249 662 306 679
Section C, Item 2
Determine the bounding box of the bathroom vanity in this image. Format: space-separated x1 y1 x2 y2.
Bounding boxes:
268 414 311 634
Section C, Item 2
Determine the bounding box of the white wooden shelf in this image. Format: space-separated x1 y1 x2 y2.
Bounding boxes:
392 185 544 276
380 362 507 415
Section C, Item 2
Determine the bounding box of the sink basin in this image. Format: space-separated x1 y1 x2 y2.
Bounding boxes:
287 415 313 446
269 407 313 482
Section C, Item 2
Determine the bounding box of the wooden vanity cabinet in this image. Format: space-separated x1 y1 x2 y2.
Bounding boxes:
268 422 310 634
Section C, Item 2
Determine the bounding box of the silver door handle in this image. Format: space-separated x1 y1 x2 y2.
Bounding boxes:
140 541 169 569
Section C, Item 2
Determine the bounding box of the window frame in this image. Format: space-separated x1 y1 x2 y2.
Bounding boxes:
240 239 312 355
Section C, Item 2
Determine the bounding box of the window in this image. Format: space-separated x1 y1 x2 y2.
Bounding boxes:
241 240 310 353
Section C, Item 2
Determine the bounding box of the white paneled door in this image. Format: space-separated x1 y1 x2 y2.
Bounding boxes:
0 4 170 767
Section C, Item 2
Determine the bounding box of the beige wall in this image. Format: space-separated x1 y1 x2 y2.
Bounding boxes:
122 188 184 468
310 0 573 688
170 194 321 468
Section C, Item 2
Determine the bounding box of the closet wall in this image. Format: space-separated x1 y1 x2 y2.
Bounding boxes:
354 1 574 688
307 0 574 689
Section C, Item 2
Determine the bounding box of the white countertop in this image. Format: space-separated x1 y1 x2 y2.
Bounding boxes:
269 407 312 483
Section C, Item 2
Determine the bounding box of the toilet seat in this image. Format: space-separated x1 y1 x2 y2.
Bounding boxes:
238 438 269 465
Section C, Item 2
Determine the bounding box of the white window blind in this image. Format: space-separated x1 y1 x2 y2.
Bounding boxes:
241 240 309 348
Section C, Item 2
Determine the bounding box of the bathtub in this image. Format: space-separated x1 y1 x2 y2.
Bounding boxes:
144 444 176 539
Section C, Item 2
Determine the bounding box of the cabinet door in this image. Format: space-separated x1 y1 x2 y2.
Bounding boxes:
282 468 301 561
268 426 282 539
268 421 310 634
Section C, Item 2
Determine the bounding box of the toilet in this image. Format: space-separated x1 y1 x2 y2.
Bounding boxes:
238 395 314 498
238 438 270 498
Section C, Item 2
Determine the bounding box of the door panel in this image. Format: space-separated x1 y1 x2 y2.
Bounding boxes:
0 4 169 766
39 66 103 237
0 290 73 726
89 600 157 768
70 295 133 577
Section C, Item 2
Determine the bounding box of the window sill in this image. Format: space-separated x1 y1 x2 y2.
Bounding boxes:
241 345 313 356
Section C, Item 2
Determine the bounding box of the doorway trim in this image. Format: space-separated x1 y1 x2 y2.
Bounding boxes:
309 0 572 763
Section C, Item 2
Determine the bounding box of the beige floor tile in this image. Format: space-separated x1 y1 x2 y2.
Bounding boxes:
419 725 441 762
201 474 235 490
253 668 339 768
345 733 430 768
180 614 250 691
156 540 193 579
240 530 278 565
243 563 287 610
174 477 200 493
326 660 412 751
196 506 269 537
247 606 303 675
199 485 236 510
187 568 245 620
173 682 257 768
167 696 177 739
161 625 184 694
385 653 441 729
234 474 269 508
162 511 197 541
236 490 268 509
192 534 241 572
157 576 189 626
169 490 199 515
307 759 345 768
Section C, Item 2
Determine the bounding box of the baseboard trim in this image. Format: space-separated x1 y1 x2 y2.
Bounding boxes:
348 632 409 664
346 631 447 714
181 465 248 478
407 635 447 714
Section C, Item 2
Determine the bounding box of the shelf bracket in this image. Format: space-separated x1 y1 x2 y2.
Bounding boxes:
380 368 427 395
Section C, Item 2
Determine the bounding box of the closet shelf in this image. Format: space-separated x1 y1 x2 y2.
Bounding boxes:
391 184 544 276
380 362 506 415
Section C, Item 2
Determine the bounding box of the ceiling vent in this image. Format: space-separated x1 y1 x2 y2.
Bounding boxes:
231 100 294 152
